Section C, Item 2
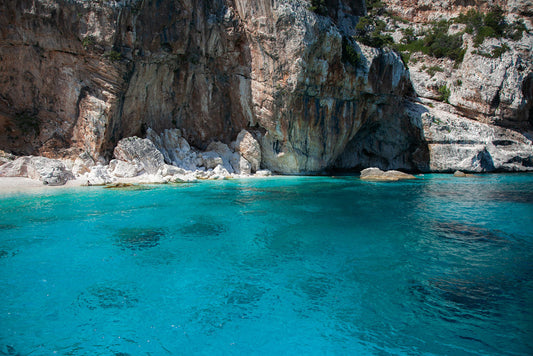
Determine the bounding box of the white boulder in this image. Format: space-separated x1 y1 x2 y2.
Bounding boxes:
235 130 261 172
109 159 142 178
114 136 165 175
0 156 74 185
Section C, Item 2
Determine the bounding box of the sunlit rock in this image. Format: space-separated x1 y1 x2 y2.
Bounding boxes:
360 167 416 181
114 137 165 175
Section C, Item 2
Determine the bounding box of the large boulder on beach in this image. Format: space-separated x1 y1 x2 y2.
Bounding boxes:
234 130 261 173
72 152 96 176
231 155 252 175
199 151 224 170
82 165 114 185
206 141 238 174
42 167 72 186
108 159 142 178
114 137 165 175
0 150 15 166
0 156 74 185
146 128 198 171
360 167 416 182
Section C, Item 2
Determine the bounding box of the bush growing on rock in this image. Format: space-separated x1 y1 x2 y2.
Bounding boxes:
438 85 451 103
309 0 327 15
342 37 362 67
455 7 528 46
355 16 394 48
104 50 122 61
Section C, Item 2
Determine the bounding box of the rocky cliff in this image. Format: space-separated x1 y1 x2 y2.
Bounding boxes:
0 0 532 175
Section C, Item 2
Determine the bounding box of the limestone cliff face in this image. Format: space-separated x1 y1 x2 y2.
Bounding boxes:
234 0 412 173
0 0 412 174
334 0 533 172
0 0 252 160
0 0 531 174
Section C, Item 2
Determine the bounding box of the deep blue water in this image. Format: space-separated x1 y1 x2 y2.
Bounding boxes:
0 174 532 355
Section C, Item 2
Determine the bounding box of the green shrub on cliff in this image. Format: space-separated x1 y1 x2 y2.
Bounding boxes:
104 50 122 61
342 37 362 67
455 7 528 46
81 35 95 49
309 0 327 15
438 85 451 103
422 21 466 63
394 21 465 64
355 17 394 48
474 44 510 58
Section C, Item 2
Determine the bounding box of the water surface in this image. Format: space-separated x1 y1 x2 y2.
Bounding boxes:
1 174 532 355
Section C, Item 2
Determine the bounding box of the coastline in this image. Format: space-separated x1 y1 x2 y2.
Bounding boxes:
0 174 275 195
0 177 86 194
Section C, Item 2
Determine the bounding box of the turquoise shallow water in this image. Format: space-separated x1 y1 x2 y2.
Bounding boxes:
0 174 532 355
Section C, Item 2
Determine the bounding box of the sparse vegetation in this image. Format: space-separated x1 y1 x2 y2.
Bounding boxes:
426 66 444 77
104 50 122 61
474 43 510 58
366 0 386 16
352 2 527 70
342 37 362 67
81 35 95 49
354 16 394 48
438 85 451 103
309 0 327 16
455 7 528 46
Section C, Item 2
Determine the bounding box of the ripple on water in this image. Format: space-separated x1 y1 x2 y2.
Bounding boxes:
76 283 138 310
0 224 18 230
0 250 18 259
225 282 268 306
408 275 512 322
433 221 509 244
179 217 227 238
114 227 165 250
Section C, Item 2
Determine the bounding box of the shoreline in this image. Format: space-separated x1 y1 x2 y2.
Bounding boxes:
2 172 532 195
0 175 275 195
0 177 87 194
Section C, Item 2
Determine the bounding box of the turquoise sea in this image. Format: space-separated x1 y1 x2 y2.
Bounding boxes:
0 174 532 355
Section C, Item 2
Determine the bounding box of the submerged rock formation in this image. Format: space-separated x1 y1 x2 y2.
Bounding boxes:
0 0 531 175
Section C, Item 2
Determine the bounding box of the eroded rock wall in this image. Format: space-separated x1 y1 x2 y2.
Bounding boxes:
1 0 414 174
234 0 412 173
334 0 532 172
0 0 531 174
0 0 252 160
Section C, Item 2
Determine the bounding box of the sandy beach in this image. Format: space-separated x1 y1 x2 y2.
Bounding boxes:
0 177 86 194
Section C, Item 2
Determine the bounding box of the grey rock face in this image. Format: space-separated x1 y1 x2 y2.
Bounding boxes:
234 130 261 173
0 156 74 184
113 137 165 175
0 150 16 166
108 159 142 178
42 167 71 186
414 102 533 172
0 0 530 175
147 128 198 171
206 141 237 174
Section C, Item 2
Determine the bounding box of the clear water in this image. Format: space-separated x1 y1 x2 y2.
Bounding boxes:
1 174 532 355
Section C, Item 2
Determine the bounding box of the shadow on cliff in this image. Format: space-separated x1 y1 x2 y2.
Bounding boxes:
331 99 431 173
102 0 256 158
0 0 257 161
